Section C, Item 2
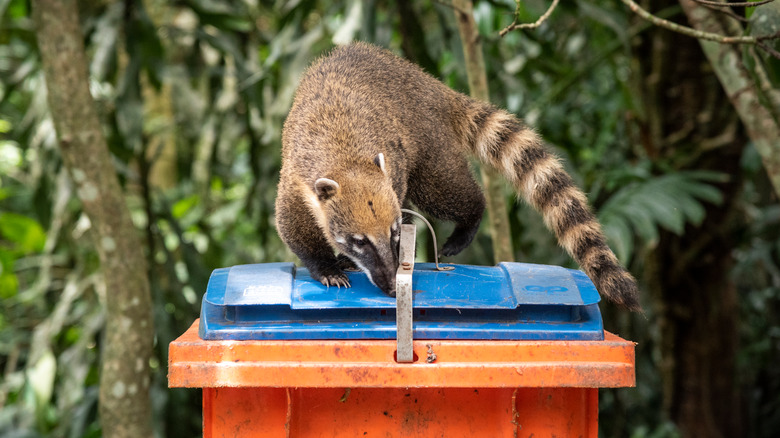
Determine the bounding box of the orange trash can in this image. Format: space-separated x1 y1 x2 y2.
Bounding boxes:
168 262 635 437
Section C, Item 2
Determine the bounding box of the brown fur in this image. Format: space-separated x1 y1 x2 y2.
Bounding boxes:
275 42 641 311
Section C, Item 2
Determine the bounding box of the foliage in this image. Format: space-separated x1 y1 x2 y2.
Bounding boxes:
0 0 778 437
732 144 780 437
598 170 725 264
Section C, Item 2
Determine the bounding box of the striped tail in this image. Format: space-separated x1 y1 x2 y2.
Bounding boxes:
464 103 641 311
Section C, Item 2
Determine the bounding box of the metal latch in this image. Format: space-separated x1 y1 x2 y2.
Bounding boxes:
395 223 416 363
395 210 454 363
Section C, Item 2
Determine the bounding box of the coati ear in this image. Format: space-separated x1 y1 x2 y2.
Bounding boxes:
374 153 386 174
314 178 340 201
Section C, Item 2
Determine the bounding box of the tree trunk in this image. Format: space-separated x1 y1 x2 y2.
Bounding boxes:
633 2 744 436
31 1 155 437
452 0 515 263
142 0 178 190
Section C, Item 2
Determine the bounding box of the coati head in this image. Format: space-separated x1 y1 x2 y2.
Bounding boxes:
311 153 402 296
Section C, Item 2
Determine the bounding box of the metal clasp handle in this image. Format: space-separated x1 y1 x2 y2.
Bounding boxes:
400 209 454 271
395 223 416 363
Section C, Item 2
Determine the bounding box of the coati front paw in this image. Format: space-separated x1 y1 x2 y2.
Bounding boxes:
320 273 351 288
312 267 352 288
319 272 351 288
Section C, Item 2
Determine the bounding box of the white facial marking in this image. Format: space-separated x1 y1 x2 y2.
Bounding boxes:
335 235 346 244
353 259 375 286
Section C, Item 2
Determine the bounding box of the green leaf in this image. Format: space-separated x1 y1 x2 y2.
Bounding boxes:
27 349 57 423
0 212 46 253
598 171 725 264
643 188 686 235
172 194 200 219
618 198 659 244
677 171 726 205
0 268 18 298
185 0 252 32
4 0 27 19
603 214 634 263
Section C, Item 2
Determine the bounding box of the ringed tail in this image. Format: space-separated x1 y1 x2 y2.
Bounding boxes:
463 103 642 312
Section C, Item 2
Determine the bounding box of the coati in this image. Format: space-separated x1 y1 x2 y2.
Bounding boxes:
275 42 641 311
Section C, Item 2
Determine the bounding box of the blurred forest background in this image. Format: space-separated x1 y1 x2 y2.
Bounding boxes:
1 0 779 437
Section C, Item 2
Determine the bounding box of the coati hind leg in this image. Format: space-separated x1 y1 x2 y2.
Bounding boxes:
275 186 351 287
406 156 486 257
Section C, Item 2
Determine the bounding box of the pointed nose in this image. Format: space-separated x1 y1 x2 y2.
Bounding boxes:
374 262 398 297
375 245 399 297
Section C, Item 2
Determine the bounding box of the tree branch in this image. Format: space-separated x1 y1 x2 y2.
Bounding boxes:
693 0 775 7
621 0 780 56
698 2 749 23
500 0 560 37
757 40 780 58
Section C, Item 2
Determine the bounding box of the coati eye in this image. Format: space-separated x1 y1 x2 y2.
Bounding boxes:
351 234 368 247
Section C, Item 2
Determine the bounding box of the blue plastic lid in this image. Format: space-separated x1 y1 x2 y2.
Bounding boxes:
198 262 603 341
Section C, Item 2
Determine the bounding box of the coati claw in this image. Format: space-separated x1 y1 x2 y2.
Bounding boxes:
318 272 351 289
